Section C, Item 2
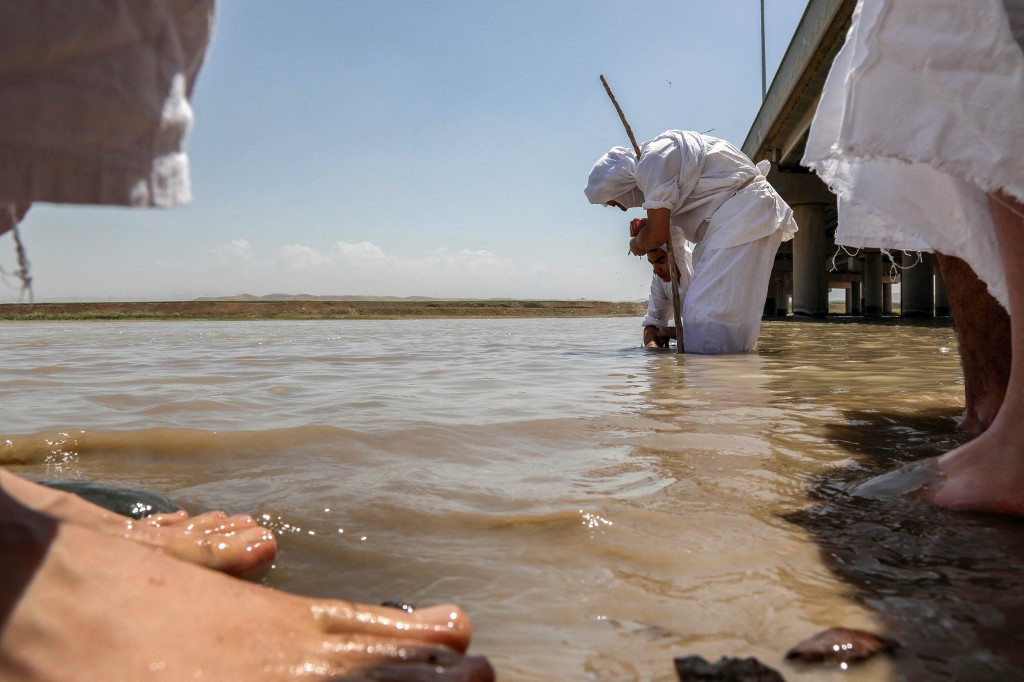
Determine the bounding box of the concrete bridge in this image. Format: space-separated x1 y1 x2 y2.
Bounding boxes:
743 0 947 318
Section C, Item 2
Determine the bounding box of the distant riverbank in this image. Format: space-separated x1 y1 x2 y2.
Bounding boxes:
0 299 647 321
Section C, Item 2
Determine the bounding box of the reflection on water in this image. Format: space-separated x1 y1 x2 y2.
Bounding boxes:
2 317 1022 680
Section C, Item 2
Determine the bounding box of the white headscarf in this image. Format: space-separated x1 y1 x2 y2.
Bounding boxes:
613 186 645 209
584 146 639 205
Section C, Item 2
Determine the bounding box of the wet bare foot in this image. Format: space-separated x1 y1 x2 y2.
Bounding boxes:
124 508 277 576
925 423 1024 515
0 470 276 575
0 489 494 681
854 419 1024 516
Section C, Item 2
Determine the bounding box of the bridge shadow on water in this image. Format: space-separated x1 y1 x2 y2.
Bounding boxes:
785 408 1024 681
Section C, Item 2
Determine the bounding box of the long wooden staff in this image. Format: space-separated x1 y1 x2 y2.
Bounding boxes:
600 75 683 353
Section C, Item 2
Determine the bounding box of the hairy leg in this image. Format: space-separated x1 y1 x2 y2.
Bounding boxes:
934 254 1011 434
927 191 1024 514
0 488 493 681
0 469 275 575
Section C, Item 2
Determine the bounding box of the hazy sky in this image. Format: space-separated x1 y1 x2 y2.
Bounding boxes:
1 0 809 302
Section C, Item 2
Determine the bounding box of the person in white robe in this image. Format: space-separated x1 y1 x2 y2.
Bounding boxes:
642 274 675 348
802 0 1024 516
586 131 797 354
641 243 692 348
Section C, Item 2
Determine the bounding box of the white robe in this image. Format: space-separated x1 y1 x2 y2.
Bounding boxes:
642 275 676 332
0 0 216 236
636 131 797 353
802 0 1024 309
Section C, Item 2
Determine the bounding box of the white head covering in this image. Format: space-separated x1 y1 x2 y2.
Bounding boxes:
613 186 645 209
584 146 638 205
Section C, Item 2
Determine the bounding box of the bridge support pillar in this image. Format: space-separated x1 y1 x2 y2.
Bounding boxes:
902 252 935 317
791 203 830 317
850 280 862 315
883 282 893 314
770 171 835 318
863 250 883 317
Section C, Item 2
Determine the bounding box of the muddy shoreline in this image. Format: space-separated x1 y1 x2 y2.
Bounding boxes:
0 299 647 321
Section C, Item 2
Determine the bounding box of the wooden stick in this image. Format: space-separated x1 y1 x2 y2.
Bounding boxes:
600 75 641 156
599 75 683 353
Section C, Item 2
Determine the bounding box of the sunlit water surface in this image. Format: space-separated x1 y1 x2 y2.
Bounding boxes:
3 317 1023 681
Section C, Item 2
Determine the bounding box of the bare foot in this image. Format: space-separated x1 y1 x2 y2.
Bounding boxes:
925 422 1024 515
0 489 494 681
125 508 277 576
0 470 276 575
852 428 1024 516
922 192 1024 516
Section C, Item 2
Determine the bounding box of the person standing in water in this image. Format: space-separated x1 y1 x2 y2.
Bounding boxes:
803 0 1024 516
641 243 691 349
0 3 493 679
585 131 797 354
642 246 678 349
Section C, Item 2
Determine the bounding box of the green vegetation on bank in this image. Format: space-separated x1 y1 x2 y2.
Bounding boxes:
0 299 647 321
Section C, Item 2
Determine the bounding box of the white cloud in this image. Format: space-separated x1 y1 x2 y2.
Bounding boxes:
278 244 329 271
413 248 505 276
332 241 385 258
211 239 253 263
16 236 649 301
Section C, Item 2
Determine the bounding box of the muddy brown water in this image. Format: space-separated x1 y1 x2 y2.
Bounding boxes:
3 318 1022 681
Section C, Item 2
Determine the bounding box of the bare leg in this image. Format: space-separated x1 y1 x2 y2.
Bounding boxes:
0 469 276 576
0 488 494 681
927 192 1024 514
934 254 1011 434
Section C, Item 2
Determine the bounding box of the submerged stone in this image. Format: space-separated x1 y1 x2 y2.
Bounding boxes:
674 655 785 682
39 480 181 519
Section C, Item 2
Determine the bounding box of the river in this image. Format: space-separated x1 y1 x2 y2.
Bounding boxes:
3 317 1022 681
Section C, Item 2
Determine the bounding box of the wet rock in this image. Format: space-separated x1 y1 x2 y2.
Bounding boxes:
786 627 896 665
39 480 181 519
674 655 785 682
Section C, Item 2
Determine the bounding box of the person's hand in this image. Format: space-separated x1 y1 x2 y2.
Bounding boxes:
629 236 645 256
629 217 648 237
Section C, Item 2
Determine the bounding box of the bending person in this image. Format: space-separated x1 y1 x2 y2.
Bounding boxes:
586 131 798 354
803 0 1024 515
